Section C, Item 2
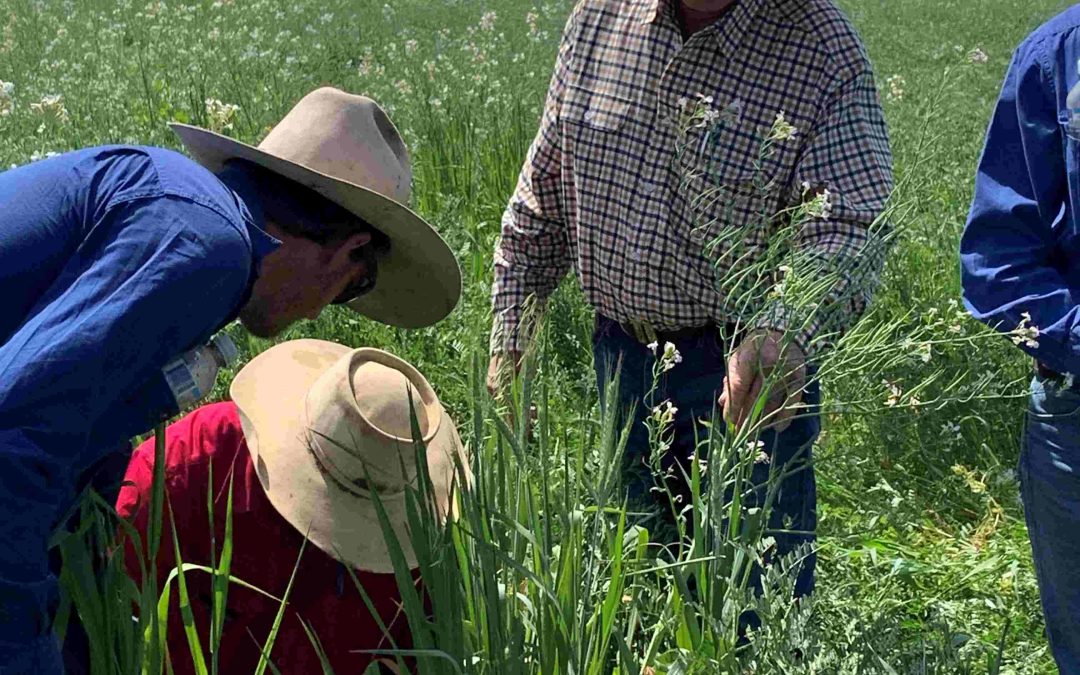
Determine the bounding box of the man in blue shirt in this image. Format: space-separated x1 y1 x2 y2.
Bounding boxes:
961 7 1080 670
0 87 460 673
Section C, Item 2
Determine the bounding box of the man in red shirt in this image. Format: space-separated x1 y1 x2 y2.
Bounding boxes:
117 339 467 674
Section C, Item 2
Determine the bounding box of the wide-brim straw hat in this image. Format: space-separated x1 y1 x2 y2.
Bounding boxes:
230 339 469 572
171 87 460 329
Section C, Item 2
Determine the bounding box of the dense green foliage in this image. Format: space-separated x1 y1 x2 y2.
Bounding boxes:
4 0 1075 671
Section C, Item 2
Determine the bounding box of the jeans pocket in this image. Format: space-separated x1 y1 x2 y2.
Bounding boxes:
1029 377 1080 421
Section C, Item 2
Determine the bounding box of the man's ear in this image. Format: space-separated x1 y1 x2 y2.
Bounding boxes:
330 231 373 266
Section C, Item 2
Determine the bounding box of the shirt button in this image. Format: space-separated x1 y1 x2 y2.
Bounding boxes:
643 182 656 195
631 249 642 262
583 110 596 122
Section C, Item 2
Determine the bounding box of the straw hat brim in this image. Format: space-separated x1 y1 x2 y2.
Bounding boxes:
170 123 461 329
229 339 467 573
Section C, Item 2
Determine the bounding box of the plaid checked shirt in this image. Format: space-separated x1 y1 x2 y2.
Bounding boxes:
491 0 893 356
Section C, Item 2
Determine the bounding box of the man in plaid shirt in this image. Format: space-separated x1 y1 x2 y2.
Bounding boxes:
488 0 892 596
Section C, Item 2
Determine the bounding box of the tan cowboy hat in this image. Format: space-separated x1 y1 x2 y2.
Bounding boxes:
230 339 469 572
170 87 460 329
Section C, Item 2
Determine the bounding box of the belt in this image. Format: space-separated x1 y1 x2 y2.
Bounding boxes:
600 315 735 347
1036 360 1076 388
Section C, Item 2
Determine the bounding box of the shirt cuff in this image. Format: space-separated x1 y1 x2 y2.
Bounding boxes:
752 301 823 360
490 306 526 355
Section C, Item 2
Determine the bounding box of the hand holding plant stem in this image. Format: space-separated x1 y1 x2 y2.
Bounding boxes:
485 349 523 400
720 329 806 432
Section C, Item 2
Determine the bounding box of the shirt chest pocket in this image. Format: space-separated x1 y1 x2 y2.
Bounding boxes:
675 121 781 249
1058 111 1080 227
561 82 637 186
563 82 632 132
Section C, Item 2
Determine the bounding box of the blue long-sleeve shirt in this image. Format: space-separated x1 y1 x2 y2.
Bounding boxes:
962 6 1080 376
0 145 278 671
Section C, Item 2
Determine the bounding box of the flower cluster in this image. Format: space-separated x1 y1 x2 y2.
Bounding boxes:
967 47 988 65
526 11 540 39
1010 311 1040 349
767 110 798 142
886 74 906 102
768 264 792 301
647 341 683 372
745 439 769 464
649 400 678 427
205 98 240 133
0 80 12 116
882 380 903 407
801 181 833 220
29 94 68 123
675 93 721 131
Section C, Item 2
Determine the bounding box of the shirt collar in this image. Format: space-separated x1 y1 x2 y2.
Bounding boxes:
216 165 281 263
711 0 769 58
639 0 771 59
633 0 664 24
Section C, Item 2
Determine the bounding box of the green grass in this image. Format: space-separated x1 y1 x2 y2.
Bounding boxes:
3 0 1074 672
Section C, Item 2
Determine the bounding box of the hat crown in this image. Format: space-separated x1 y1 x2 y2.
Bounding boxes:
256 87 412 205
304 350 440 496
352 362 431 439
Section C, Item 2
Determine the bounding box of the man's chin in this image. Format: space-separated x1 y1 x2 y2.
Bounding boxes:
237 310 284 339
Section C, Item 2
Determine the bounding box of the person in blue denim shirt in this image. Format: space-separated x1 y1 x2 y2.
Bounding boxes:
0 87 460 674
961 7 1080 671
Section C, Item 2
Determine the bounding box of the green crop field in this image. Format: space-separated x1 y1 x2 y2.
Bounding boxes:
3 0 1076 672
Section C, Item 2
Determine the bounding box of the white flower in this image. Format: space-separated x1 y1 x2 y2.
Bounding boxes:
358 51 381 77
916 341 932 363
967 47 988 64
479 10 497 31
770 265 792 300
746 440 769 464
941 421 962 439
882 380 903 407
646 340 659 354
204 98 240 133
394 79 412 95
677 93 721 130
1010 311 1040 349
659 341 682 372
649 400 678 426
30 94 68 123
767 111 798 142
886 74 905 102
0 80 12 116
805 187 833 220
404 39 419 55
690 450 709 476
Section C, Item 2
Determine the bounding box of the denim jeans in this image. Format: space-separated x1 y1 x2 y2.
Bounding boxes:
1021 376 1080 673
592 316 819 598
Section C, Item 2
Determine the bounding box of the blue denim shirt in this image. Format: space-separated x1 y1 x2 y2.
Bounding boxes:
0 145 278 668
962 6 1080 376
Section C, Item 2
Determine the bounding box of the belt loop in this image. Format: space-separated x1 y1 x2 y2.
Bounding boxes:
643 322 657 346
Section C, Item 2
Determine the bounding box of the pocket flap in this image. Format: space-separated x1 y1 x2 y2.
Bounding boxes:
564 83 631 131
